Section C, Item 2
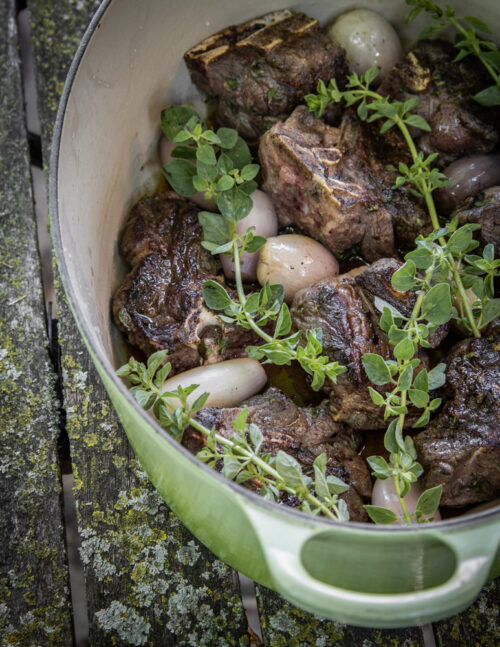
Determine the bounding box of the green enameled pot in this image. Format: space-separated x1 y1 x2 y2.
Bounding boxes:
50 0 500 628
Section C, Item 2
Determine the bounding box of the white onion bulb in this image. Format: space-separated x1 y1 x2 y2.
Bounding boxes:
257 234 339 302
160 358 267 409
328 9 402 83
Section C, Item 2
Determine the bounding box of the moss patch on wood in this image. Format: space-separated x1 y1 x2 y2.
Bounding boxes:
0 2 72 645
255 587 425 647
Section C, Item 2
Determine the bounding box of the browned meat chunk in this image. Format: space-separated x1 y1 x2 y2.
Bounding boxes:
184 10 347 142
184 387 371 521
259 106 428 261
112 192 258 374
414 339 500 507
378 40 499 166
291 259 447 429
455 187 500 251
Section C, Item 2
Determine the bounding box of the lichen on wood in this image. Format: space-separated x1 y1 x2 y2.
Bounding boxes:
0 2 72 645
255 587 425 647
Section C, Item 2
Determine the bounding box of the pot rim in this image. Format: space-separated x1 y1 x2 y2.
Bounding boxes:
49 0 500 535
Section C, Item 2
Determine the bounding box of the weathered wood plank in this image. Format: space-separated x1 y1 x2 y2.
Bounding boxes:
256 586 424 647
0 2 73 645
29 1 251 644
433 579 499 646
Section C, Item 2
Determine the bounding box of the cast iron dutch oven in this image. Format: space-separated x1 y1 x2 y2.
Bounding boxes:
50 0 500 628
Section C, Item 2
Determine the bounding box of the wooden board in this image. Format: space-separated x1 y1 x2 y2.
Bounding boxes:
256 587 425 646
0 2 73 645
28 0 251 644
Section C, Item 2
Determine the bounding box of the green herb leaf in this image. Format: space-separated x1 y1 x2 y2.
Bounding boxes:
472 84 500 106
198 211 230 247
427 363 446 390
196 144 217 165
416 484 443 516
367 455 391 479
404 114 431 131
393 337 416 361
163 159 197 196
226 137 252 168
392 260 417 291
203 280 233 310
276 451 304 488
464 15 491 33
364 505 398 524
408 388 429 408
217 127 239 149
482 298 500 325
362 353 392 385
421 283 452 325
161 105 200 141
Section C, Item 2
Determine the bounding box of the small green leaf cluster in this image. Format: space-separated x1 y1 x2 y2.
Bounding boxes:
248 327 347 391
197 408 349 520
116 350 207 442
202 279 346 390
161 105 258 200
162 104 347 391
306 69 431 133
202 279 284 328
406 0 500 106
117 353 349 521
390 152 450 199
305 69 451 200
398 218 500 333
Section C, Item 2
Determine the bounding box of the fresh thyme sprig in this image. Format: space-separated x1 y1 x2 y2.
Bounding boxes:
305 68 485 338
405 0 500 106
161 106 346 390
117 350 350 521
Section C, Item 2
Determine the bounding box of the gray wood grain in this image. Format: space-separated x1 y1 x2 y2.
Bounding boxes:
256 586 425 647
0 1 73 645
28 0 251 644
433 579 499 647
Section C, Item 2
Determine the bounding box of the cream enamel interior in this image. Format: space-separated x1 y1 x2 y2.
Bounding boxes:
56 0 499 367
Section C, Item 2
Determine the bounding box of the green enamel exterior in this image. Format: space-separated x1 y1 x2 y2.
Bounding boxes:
44 0 500 636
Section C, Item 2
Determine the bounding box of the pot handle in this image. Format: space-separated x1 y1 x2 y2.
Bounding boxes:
243 503 499 628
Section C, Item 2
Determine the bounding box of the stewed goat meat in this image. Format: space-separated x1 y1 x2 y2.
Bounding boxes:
184 10 347 143
291 259 448 430
183 387 371 521
258 106 430 260
113 192 260 374
378 39 499 166
455 186 500 251
414 338 500 507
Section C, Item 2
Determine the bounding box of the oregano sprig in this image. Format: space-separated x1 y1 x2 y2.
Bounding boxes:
405 0 500 106
117 350 349 521
305 68 484 338
305 68 499 523
161 106 346 390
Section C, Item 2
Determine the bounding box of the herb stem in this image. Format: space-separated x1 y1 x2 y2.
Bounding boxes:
232 239 274 343
188 409 338 520
396 118 481 338
449 16 499 84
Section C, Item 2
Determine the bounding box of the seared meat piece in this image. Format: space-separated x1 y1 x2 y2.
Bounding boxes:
414 339 500 507
184 387 371 522
184 10 347 142
113 192 258 374
378 40 498 166
259 106 429 261
455 187 500 251
291 259 448 429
